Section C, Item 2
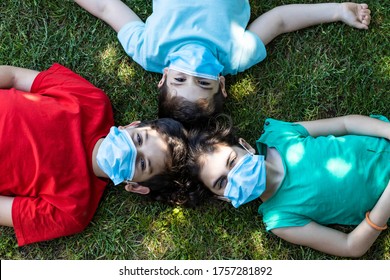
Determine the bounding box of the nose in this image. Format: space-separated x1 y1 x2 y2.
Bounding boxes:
136 145 147 158
187 76 199 86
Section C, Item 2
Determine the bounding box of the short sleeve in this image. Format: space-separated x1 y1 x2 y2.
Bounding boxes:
13 196 86 246
236 30 267 73
31 63 102 95
370 114 389 123
256 118 309 152
260 208 312 231
117 21 146 67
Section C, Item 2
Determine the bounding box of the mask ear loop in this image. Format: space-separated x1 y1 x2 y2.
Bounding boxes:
214 195 231 202
238 138 254 156
125 180 136 185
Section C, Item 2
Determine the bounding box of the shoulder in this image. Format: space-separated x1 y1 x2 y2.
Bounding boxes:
33 64 109 100
32 64 96 91
256 118 309 148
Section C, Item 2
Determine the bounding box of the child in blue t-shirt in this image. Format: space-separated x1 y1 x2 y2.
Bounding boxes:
186 114 390 257
74 0 371 126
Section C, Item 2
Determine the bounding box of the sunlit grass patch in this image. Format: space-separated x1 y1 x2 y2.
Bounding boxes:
229 75 258 100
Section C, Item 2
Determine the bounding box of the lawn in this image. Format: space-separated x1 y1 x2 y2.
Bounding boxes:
0 0 389 260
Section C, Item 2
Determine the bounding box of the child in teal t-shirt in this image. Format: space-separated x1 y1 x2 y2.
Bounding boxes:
74 0 371 126
187 115 390 257
256 117 389 231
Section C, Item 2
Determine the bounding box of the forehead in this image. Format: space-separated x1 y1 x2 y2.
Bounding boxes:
167 85 214 104
198 144 232 190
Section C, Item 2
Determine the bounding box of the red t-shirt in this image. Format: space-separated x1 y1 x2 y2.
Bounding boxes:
0 64 114 246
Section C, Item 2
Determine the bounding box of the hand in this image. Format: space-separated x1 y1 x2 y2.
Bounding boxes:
340 3 371 29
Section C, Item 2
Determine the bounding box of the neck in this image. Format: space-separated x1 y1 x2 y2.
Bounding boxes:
260 147 284 202
92 138 108 178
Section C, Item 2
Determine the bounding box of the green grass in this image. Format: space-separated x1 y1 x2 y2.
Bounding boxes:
0 0 389 260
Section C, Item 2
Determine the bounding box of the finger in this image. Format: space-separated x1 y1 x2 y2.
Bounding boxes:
362 14 371 25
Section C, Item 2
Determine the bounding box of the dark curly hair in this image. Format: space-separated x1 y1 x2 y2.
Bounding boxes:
158 80 225 129
135 118 190 206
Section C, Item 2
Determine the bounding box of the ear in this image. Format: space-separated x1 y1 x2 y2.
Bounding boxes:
158 67 169 88
238 138 256 154
119 121 141 130
129 121 141 127
219 76 227 98
124 182 150 195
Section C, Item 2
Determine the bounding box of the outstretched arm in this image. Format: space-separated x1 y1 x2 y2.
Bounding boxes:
272 180 390 257
248 3 371 45
0 66 39 91
74 0 142 32
297 114 390 140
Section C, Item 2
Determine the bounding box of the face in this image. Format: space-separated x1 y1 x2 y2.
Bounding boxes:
198 144 248 197
159 68 226 103
123 125 169 183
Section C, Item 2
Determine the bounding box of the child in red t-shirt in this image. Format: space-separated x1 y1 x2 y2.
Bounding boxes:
0 64 188 246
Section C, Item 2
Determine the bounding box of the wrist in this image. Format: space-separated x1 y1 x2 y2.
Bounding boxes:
336 3 345 22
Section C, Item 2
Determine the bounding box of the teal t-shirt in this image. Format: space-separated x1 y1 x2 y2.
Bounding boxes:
256 116 390 231
117 0 266 75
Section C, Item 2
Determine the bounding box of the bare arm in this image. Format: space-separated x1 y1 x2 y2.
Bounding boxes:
297 115 390 140
0 196 14 227
74 0 142 32
272 181 390 257
248 3 371 45
0 66 39 91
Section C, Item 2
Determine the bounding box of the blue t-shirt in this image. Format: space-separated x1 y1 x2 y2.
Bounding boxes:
256 117 390 231
117 0 266 75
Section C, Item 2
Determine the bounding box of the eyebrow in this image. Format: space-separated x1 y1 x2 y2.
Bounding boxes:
144 131 153 175
226 151 232 168
212 151 232 189
148 159 153 175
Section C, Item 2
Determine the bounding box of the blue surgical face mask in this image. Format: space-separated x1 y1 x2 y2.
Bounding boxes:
168 45 224 80
224 153 266 208
96 126 137 185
